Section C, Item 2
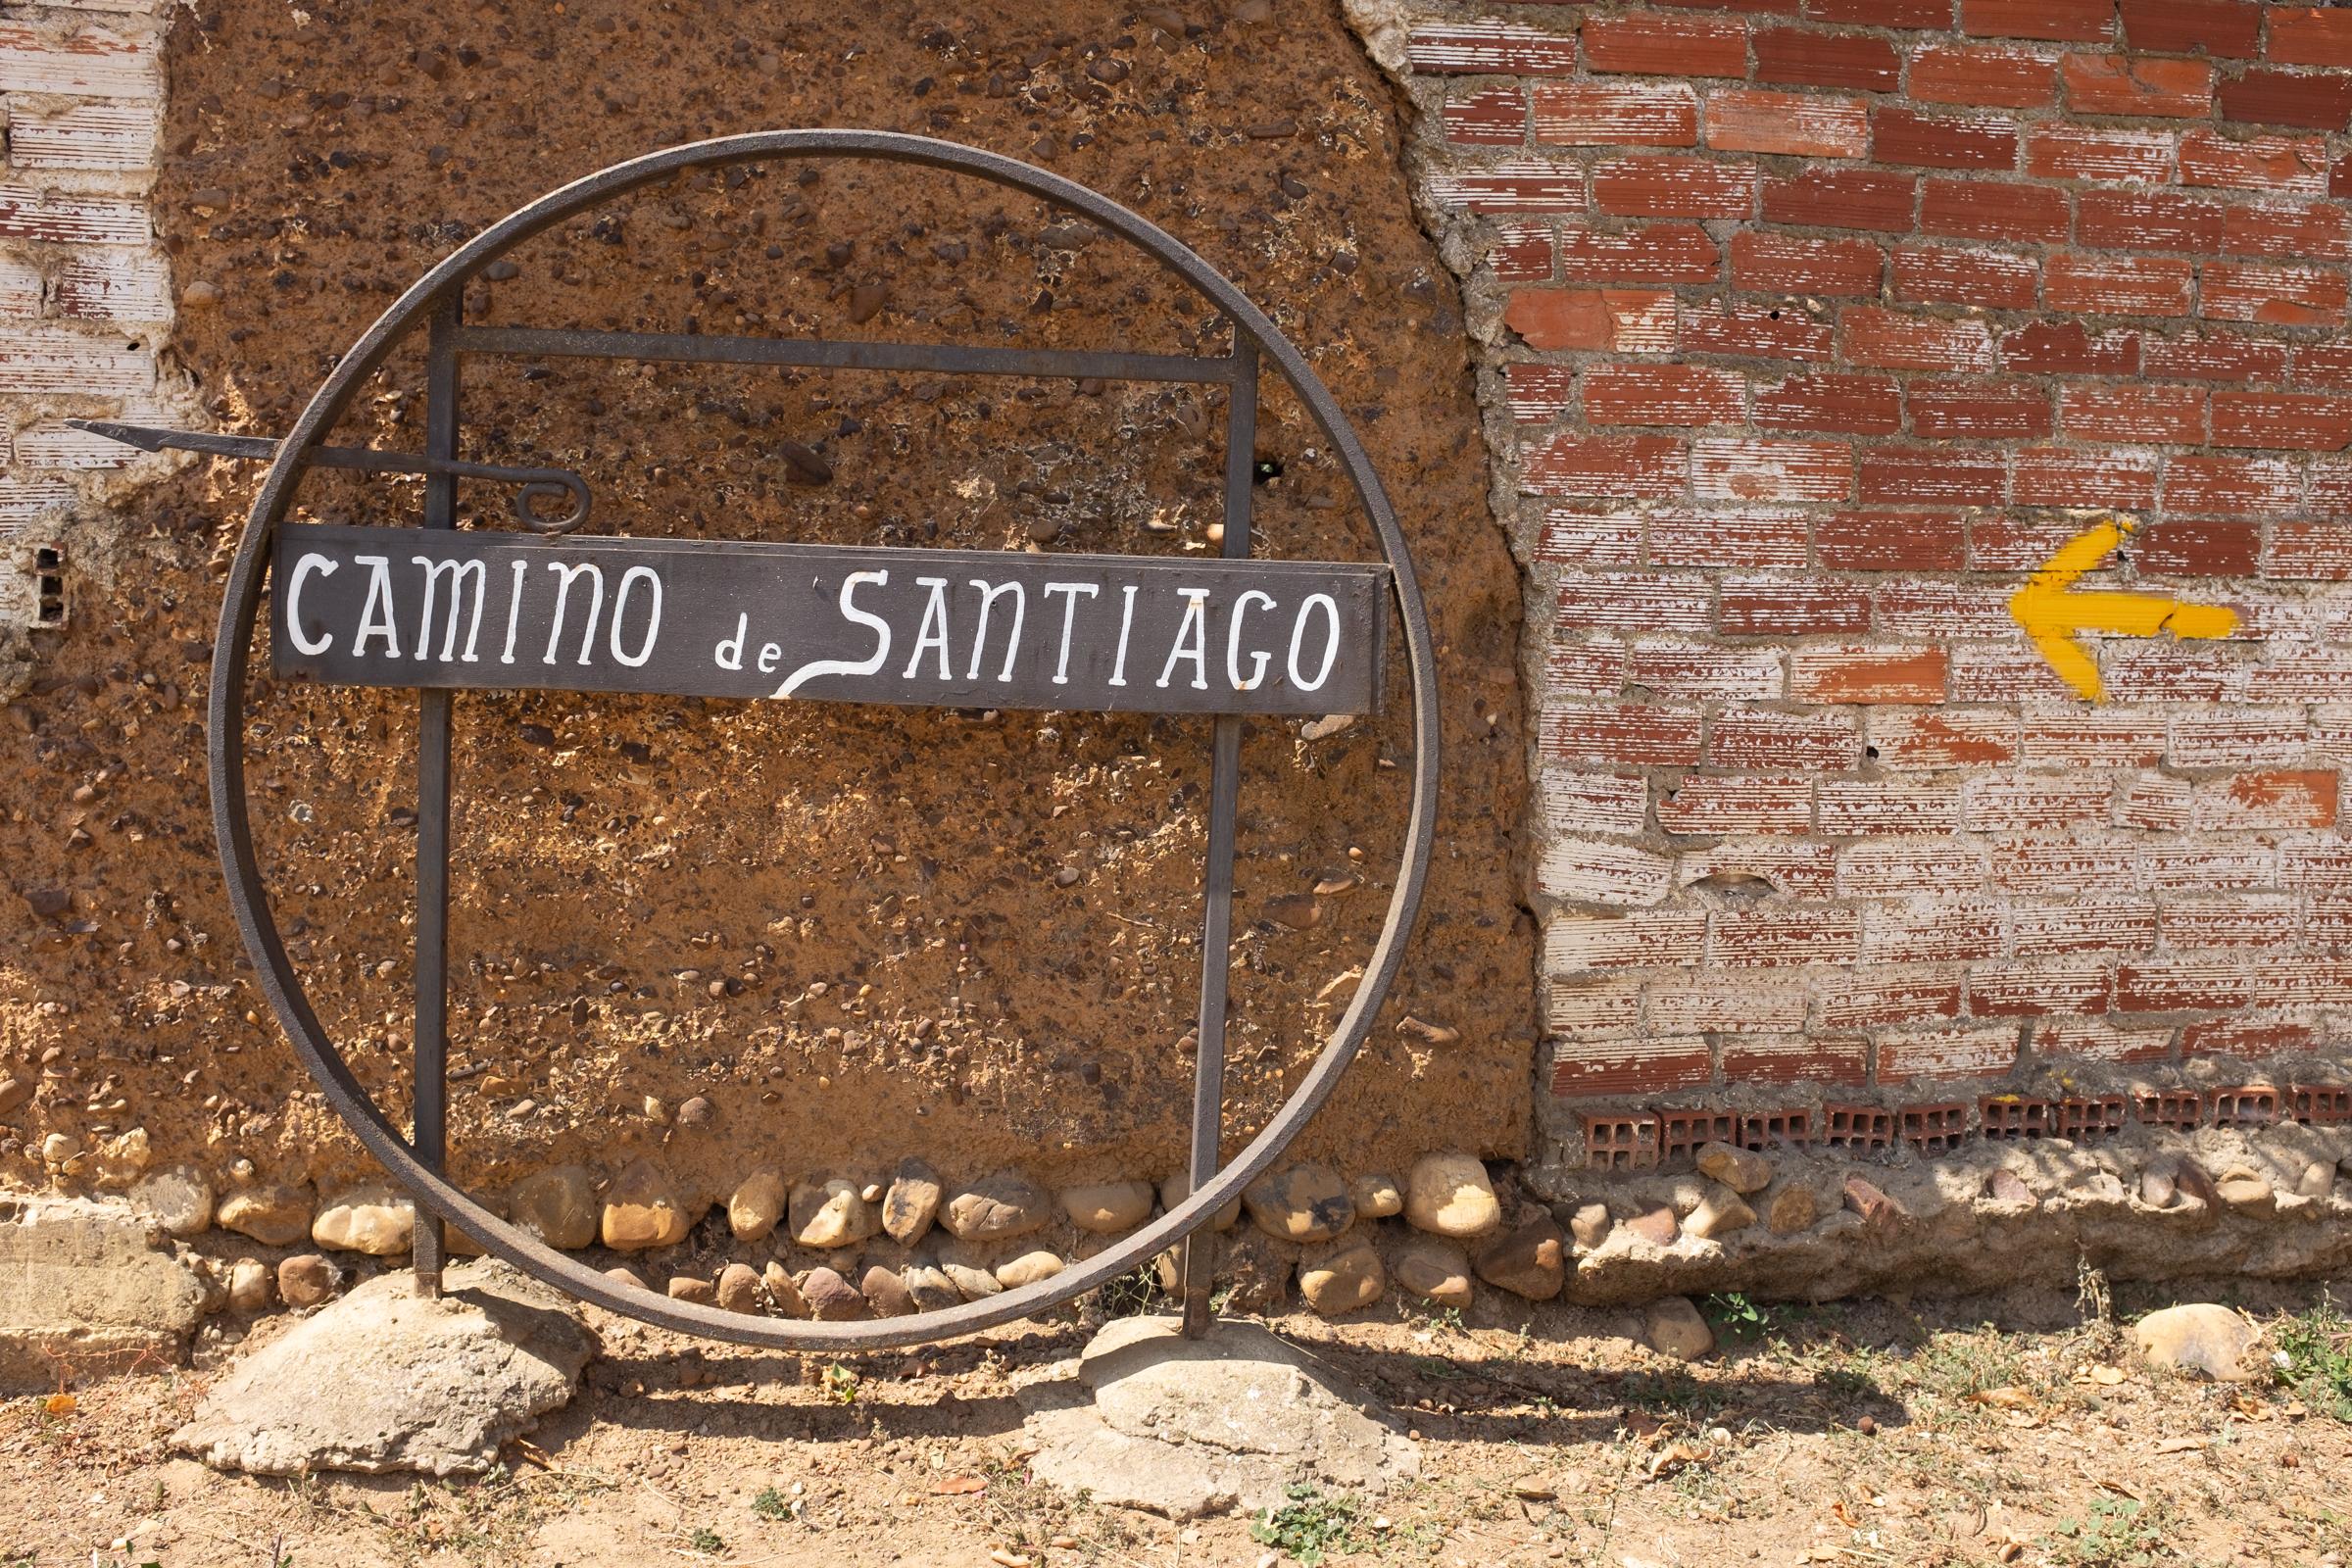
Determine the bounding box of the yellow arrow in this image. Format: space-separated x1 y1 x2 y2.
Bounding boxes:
2008 516 2238 703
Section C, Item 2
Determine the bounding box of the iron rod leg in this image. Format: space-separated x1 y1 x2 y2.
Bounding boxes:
413 292 461 1298
1180 339 1258 1338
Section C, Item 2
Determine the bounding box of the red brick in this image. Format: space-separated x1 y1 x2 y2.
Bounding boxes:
2268 7 2352 68
2078 189 2227 251
1911 379 2053 438
1558 223 1723 284
1844 306 1997 371
2178 128 2331 193
1869 709 2022 768
1752 25 1900 90
1545 910 1706 973
2142 331 2289 381
1626 634 1788 693
1524 434 1689 498
2218 68 2352 130
2192 768 2339 829
1647 509 1811 569
1424 162 1586 212
1964 775 2116 831
1490 223 1554 283
2135 521 2258 575
1864 901 2007 962
1658 774 1815 834
2011 446 2159 508
2268 521 2352 577
2165 453 2303 514
1790 645 1950 704
1585 13 1749 76
2171 710 2308 765
2115 958 2252 1011
1754 371 1904 433
1893 243 2038 309
1408 20 1582 74
1712 908 1862 965
1882 1024 2019 1081
1971 515 2100 570
1505 365 1577 423
2025 123 2175 180
1840 840 1991 896
2118 0 2260 56
1722 1037 1870 1085
1962 0 2117 41
2210 391 2352 449
1970 960 2111 1016
1541 704 1706 765
1706 89 1871 157
2061 382 2206 443
1876 580 2019 638
2300 343 2352 387
1761 168 1916 230
1993 841 2140 894
1818 780 1964 833
1550 1037 1711 1098
1691 436 1853 501
1553 571 1719 633
1731 231 1885 295
1720 576 1874 634
2023 713 2167 766
2045 252 2194 316
1530 81 1703 147
2061 53 2215 117
1806 0 1946 20
2122 774 2198 828
1874 106 2020 169
1910 43 2059 108
2180 1017 2321 1056
1647 974 1810 1035
2000 320 2141 373
1536 511 1642 565
1681 299 1837 361
1444 86 1527 146
2201 260 2347 323
2160 893 2296 948
1859 444 2009 504
1708 706 1863 767
1592 156 1756 219
1816 510 1969 570
1504 287 1681 351
1921 177 2069 242
1583 364 1747 426
2010 897 2159 954
2222 199 2352 260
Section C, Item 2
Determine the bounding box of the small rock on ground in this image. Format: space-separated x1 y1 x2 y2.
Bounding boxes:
2133 1303 2263 1383
173 1259 593 1477
1021 1315 1417 1519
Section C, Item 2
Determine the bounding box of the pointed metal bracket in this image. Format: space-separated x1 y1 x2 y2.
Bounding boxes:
66 418 592 533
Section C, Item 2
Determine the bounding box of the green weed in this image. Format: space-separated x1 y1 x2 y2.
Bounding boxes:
1249 1483 1364 1566
2273 1296 2352 1422
2039 1496 2174 1566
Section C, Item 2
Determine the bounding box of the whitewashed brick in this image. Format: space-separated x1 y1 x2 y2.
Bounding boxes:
0 183 149 245
0 472 75 529
0 323 152 393
1538 837 1675 906
8 100 156 172
52 247 169 323
0 19 159 100
0 253 43 317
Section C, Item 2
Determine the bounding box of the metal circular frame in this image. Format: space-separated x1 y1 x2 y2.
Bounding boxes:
210 129 1441 1349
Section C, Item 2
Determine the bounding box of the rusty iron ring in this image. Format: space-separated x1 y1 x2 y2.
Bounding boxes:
209 129 1441 1349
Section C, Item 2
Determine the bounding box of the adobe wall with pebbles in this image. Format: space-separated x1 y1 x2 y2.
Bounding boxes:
0 0 1538 1284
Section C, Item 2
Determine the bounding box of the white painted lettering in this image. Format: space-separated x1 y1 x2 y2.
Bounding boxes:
776 570 892 699
903 575 953 680
1107 583 1139 688
1287 592 1342 693
285 553 338 656
609 565 662 668
758 642 780 674
965 578 1026 682
1226 588 1275 691
413 555 488 663
352 555 401 659
714 612 747 671
1155 588 1211 691
542 561 606 666
499 559 527 664
1042 581 1099 686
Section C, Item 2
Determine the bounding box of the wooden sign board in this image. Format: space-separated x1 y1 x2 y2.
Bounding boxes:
270 524 1390 715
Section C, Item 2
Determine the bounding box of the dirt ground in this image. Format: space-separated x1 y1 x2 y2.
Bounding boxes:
6 1275 2351 1568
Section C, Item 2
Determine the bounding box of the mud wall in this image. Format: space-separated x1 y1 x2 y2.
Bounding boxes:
0 0 1533 1237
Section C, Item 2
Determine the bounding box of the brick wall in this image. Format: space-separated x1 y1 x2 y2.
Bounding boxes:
1349 0 2352 1177
0 0 172 631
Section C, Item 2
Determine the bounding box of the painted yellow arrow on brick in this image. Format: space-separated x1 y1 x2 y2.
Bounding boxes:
2008 516 2238 704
